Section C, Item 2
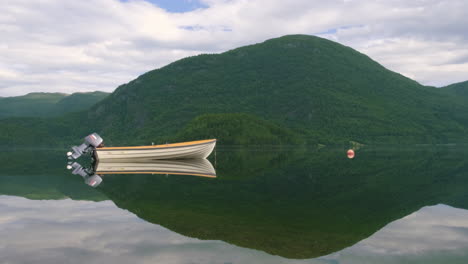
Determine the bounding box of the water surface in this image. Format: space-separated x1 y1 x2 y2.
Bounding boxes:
1 147 468 263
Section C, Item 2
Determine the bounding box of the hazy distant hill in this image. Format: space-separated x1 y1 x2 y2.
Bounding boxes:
0 93 66 118
0 91 108 118
442 80 468 97
0 35 468 146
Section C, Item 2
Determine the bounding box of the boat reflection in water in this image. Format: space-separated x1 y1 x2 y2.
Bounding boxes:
68 158 216 187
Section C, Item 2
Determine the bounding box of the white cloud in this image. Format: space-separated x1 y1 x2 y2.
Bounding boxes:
1 0 468 96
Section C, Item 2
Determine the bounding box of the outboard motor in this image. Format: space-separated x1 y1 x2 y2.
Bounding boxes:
67 162 103 188
67 133 103 160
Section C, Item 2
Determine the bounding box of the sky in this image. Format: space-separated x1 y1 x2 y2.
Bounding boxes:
1 196 468 263
1 0 468 96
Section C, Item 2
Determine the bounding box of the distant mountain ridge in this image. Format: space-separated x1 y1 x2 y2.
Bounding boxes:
0 91 109 118
442 80 468 96
0 34 468 146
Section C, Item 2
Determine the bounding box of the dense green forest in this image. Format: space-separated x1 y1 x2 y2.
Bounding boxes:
0 35 467 146
442 80 468 97
0 91 108 118
175 113 304 145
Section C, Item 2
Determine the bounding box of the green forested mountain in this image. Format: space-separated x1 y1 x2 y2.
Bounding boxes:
0 35 468 146
442 80 468 97
54 91 109 114
175 113 304 145
0 91 108 118
0 93 67 118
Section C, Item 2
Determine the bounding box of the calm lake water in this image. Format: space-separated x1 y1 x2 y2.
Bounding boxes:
1 147 468 264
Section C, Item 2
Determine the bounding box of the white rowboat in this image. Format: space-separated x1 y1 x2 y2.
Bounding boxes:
95 139 216 161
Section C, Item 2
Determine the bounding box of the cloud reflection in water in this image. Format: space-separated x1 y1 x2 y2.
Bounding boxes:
1 196 468 264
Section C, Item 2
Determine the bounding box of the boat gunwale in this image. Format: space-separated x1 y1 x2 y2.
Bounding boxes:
96 171 216 178
96 139 216 151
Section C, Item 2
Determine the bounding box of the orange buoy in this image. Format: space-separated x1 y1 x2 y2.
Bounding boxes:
347 149 355 159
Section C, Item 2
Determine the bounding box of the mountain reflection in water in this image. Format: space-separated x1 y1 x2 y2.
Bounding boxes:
1 196 467 264
0 147 468 263
91 147 468 259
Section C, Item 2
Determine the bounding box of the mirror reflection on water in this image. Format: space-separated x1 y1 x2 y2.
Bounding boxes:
1 147 468 263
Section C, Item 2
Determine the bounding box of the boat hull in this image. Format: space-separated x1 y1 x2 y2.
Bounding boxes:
95 139 216 161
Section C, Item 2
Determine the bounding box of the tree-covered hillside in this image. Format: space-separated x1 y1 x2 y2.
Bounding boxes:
0 91 108 118
82 34 468 145
0 35 468 146
442 80 468 97
175 113 304 145
55 92 110 114
0 93 67 118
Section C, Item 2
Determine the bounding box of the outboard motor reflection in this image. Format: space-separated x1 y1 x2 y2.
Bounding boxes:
67 133 103 160
67 162 103 188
